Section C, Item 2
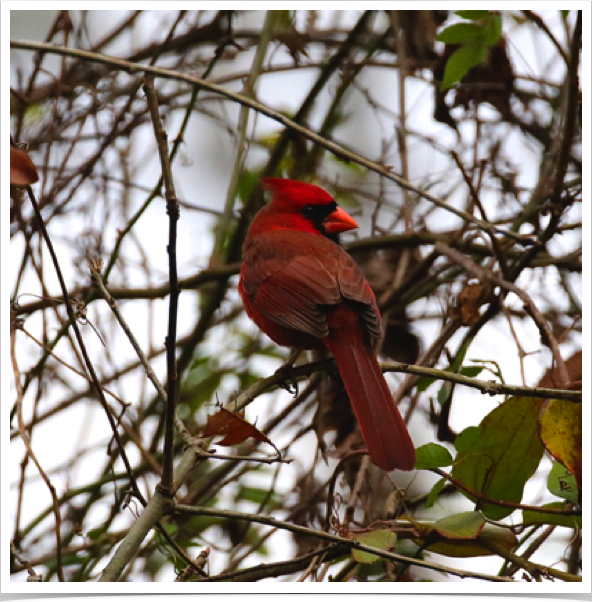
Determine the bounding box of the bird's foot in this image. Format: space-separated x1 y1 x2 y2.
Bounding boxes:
275 349 302 397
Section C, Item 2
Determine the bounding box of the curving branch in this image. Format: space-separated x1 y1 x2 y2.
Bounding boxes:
10 38 536 245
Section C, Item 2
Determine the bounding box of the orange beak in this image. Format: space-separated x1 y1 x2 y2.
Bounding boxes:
323 206 359 234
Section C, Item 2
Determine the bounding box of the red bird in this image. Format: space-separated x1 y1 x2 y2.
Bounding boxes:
239 178 415 471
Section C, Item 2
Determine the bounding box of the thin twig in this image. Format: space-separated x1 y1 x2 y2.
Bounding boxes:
10 542 42 582
143 75 180 495
522 10 569 65
479 537 579 582
22 173 146 506
196 545 343 582
435 241 570 386
102 29 224 282
212 10 277 264
431 468 579 517
10 329 64 582
91 267 191 441
21 326 129 409
502 525 556 577
193 449 292 465
450 150 509 278
550 10 581 207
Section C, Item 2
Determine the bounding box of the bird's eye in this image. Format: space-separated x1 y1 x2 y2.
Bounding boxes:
301 202 337 221
300 201 341 242
302 205 315 218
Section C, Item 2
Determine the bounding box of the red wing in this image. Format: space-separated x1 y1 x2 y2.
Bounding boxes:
243 254 341 339
336 253 383 342
242 235 382 342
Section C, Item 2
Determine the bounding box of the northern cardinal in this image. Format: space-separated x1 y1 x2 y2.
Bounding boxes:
239 178 415 471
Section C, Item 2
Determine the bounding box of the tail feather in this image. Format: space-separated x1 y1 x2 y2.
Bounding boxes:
325 333 416 472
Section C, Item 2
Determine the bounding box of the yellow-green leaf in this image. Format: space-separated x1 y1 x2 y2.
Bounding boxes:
433 511 485 539
414 521 517 558
539 398 582 491
351 530 397 564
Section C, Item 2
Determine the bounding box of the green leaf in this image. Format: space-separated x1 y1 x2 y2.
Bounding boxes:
523 502 582 529
183 355 230 409
460 366 484 378
451 396 545 520
235 485 274 506
437 22 484 44
426 478 447 508
86 527 106 541
437 381 453 405
328 150 364 173
179 513 224 541
237 169 261 204
455 10 491 20
355 559 390 579
433 511 485 539
415 443 453 470
416 344 473 393
351 530 397 564
547 461 579 502
414 519 517 558
448 340 470 373
470 359 505 384
416 375 436 392
454 425 482 452
440 41 489 90
476 523 518 553
482 15 503 46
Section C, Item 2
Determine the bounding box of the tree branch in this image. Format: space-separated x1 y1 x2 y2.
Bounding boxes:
10 38 536 246
173 503 516 582
435 242 570 386
143 75 180 494
98 448 199 582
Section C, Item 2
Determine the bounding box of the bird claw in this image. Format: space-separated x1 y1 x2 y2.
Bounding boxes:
275 349 302 397
280 376 299 396
275 364 299 396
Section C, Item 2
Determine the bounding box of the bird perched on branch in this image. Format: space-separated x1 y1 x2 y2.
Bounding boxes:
239 178 415 471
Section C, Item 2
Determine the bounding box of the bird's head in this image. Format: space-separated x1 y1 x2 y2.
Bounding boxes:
259 178 358 242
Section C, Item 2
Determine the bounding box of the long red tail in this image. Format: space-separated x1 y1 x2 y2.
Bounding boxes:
325 324 416 472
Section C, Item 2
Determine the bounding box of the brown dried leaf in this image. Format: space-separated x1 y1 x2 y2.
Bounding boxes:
202 407 279 454
453 281 489 326
10 146 39 186
275 29 309 65
537 350 582 390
